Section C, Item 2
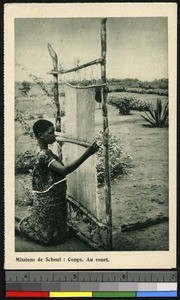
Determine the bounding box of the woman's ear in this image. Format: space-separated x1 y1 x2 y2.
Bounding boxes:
38 132 44 139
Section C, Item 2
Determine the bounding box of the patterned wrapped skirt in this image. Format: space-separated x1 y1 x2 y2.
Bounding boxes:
19 181 67 245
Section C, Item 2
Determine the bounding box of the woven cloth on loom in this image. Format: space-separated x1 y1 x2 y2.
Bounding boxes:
62 86 101 219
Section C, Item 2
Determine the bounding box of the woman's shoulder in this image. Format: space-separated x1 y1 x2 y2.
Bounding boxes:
35 148 63 166
36 149 54 164
37 149 53 156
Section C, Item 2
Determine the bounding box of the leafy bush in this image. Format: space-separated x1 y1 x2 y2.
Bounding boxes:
126 87 146 94
126 87 168 96
29 75 54 101
15 150 35 174
113 87 126 92
95 132 133 186
19 81 31 96
141 99 168 128
15 110 34 138
108 95 151 113
107 78 168 94
145 89 168 96
108 96 133 115
130 98 150 111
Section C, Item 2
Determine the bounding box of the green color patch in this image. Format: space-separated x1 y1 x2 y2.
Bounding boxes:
93 291 136 297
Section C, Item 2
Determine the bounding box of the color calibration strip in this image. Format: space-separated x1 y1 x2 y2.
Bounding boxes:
6 271 178 297
6 291 177 298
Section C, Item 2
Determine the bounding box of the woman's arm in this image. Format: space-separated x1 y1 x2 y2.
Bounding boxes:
49 142 99 177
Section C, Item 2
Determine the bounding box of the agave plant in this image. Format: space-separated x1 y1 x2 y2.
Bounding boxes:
141 99 168 127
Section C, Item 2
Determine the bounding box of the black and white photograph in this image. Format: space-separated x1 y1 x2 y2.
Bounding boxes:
4 3 176 270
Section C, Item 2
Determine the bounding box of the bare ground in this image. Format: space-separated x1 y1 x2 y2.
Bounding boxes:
15 103 169 252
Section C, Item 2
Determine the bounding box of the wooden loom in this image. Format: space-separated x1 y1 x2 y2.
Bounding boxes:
48 19 112 250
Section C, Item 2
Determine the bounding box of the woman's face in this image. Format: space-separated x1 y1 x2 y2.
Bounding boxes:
42 126 56 144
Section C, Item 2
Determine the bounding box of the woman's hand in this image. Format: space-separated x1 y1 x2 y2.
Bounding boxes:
87 141 99 156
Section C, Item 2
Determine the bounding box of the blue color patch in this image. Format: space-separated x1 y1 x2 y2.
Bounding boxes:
137 291 177 297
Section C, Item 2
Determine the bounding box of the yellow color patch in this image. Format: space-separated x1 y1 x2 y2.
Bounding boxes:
50 291 92 297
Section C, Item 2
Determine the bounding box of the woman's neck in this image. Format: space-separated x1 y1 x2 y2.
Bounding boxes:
37 139 48 150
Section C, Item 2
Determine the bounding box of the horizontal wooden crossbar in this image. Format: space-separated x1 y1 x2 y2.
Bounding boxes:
55 132 91 148
48 57 103 75
63 81 106 89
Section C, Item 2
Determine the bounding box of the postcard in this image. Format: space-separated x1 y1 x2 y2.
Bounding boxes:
4 3 177 270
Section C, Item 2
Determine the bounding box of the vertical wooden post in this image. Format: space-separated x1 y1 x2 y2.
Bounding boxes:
47 43 61 132
101 18 113 250
53 74 61 132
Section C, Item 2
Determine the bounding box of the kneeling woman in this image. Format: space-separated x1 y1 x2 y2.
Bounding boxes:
18 119 99 245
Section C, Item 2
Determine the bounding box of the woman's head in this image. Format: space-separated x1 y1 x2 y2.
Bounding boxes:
33 119 55 144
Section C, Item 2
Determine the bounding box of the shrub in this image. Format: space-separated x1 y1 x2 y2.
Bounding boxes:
15 110 34 138
29 75 54 101
108 96 133 115
125 87 168 96
141 99 168 128
19 81 31 96
108 95 152 113
126 87 145 94
15 150 35 174
146 89 168 96
114 87 126 92
95 132 133 186
130 98 150 111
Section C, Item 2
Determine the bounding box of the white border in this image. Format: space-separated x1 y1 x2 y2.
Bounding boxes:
4 3 177 270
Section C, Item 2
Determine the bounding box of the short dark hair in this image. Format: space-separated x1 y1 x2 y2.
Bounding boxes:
33 119 54 138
